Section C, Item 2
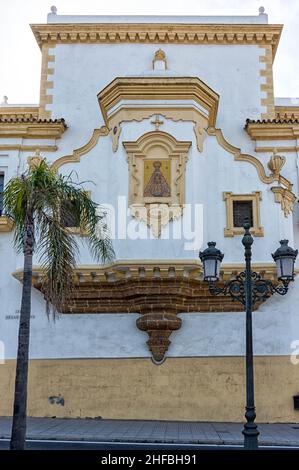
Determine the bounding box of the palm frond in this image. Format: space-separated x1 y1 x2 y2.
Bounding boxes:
37 210 79 317
3 175 31 251
5 158 115 315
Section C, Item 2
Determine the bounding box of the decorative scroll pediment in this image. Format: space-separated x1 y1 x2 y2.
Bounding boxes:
98 76 219 152
123 131 191 237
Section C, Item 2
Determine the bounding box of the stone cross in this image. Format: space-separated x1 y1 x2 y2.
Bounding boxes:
151 115 164 131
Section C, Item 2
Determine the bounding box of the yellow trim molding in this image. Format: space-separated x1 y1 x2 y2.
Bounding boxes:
98 77 219 126
0 144 58 153
255 145 299 153
223 191 264 237
0 106 39 119
271 187 297 217
98 77 219 152
246 120 299 140
276 106 299 120
0 216 13 232
0 119 66 139
30 23 282 59
207 127 292 190
259 46 275 119
39 45 55 119
12 260 282 285
109 107 208 153
51 126 109 171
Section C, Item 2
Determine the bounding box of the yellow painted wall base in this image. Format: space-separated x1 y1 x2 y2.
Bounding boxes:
1 357 299 422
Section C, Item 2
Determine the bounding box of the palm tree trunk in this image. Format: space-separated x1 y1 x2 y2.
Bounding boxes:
10 216 34 450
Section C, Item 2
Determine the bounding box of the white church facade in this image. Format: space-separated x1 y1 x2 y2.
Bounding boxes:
1 9 299 422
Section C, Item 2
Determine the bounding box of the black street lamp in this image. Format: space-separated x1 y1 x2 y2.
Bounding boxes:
199 218 298 450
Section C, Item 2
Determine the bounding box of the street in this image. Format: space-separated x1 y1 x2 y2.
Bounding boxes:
1 439 299 450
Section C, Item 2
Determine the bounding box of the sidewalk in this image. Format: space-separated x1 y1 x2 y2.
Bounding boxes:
1 417 299 446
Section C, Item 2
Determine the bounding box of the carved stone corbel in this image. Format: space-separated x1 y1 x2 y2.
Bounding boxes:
136 312 182 364
271 186 297 217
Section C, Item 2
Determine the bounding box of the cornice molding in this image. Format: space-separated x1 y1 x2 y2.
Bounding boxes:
275 106 299 120
0 119 66 139
0 106 39 120
98 76 218 153
0 144 58 152
30 23 282 59
12 260 283 285
246 120 299 141
98 76 219 127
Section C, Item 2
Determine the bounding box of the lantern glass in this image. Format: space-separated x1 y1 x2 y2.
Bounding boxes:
276 256 294 280
203 258 220 282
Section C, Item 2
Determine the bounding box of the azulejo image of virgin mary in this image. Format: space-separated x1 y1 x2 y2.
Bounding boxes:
143 161 171 197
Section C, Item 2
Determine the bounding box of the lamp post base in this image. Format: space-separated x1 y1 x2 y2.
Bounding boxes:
242 409 259 450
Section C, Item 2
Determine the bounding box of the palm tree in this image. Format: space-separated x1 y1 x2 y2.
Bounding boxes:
3 159 114 450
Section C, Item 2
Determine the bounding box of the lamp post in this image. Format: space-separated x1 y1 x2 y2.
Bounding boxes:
199 218 298 450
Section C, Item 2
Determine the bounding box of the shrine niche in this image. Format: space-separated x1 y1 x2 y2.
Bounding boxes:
123 131 191 237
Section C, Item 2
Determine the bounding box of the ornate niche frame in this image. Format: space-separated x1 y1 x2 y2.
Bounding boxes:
223 191 264 237
123 131 191 237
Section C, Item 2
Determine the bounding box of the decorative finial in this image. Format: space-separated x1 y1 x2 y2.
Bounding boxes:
50 5 57 14
259 6 265 15
153 49 167 71
27 149 43 169
267 150 286 176
154 49 166 62
1 95 8 105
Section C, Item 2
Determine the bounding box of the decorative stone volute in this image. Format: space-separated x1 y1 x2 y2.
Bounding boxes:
136 312 182 364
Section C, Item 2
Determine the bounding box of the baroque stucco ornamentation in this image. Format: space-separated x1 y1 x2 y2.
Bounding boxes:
271 187 297 217
267 151 286 176
109 108 206 153
27 150 44 169
207 127 293 190
152 48 167 70
123 131 191 237
98 76 219 153
51 126 109 171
